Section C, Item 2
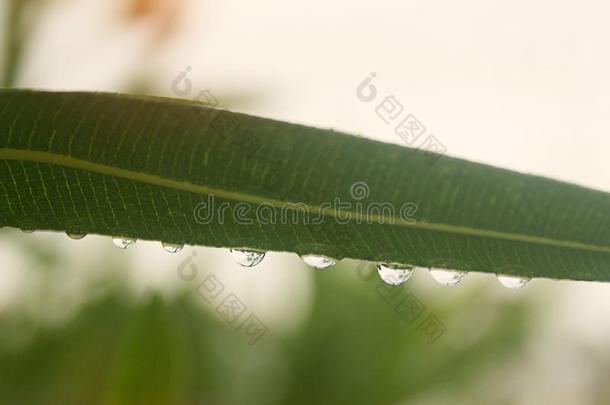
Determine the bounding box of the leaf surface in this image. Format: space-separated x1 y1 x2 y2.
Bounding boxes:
1 89 609 281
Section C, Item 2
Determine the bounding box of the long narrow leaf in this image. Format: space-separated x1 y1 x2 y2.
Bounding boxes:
1 89 609 281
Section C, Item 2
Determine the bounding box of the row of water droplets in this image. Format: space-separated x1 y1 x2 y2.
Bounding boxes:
25 229 530 289
376 264 528 289
68 231 184 253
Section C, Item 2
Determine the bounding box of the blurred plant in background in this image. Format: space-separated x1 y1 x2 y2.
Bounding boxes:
0 230 532 404
2 0 40 87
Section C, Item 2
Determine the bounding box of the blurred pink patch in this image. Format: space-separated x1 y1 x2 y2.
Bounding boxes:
124 0 185 41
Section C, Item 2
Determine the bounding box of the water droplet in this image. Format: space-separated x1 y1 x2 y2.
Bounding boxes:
112 237 136 249
230 249 266 267
429 268 466 286
21 228 35 233
302 255 336 270
496 275 529 289
66 232 86 240
162 242 184 253
377 263 413 285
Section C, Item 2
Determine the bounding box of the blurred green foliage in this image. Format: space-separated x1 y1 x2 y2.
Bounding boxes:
0 231 531 404
2 0 36 87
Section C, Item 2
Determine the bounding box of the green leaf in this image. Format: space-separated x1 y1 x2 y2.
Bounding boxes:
1 89 609 281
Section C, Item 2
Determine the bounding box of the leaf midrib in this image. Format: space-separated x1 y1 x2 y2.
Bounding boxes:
2 146 609 255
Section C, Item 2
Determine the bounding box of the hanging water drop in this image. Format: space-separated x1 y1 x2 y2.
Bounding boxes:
377 263 413 285
67 232 86 240
496 275 529 289
21 228 35 233
230 249 266 267
112 237 136 249
162 242 184 254
429 268 466 286
302 255 336 270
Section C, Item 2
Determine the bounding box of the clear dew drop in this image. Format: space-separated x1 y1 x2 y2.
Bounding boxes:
230 249 266 267
66 232 87 240
162 242 184 254
112 237 136 249
21 228 35 233
429 268 466 286
376 263 413 286
496 275 529 290
301 255 336 270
